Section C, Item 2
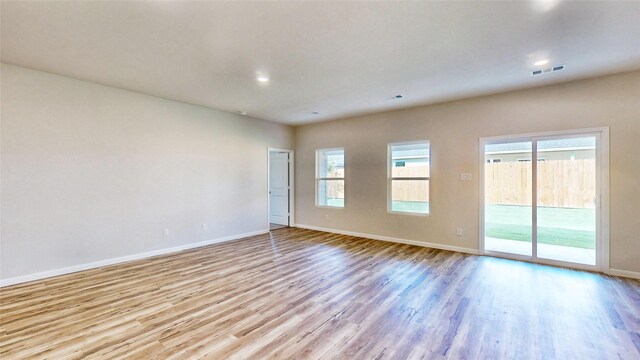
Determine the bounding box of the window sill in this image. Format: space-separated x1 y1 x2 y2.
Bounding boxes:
316 205 345 209
387 210 430 217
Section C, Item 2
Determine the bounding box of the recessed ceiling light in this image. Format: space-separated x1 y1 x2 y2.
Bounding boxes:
256 75 269 83
239 111 247 116
534 59 549 66
532 0 560 13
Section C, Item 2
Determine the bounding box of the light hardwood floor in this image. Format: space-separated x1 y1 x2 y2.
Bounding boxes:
1 228 639 359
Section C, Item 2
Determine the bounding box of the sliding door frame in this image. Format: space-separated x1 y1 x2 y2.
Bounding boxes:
479 127 609 271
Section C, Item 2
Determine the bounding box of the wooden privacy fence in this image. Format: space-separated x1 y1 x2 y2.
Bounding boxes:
390 166 429 202
485 159 596 209
325 161 595 208
327 166 430 202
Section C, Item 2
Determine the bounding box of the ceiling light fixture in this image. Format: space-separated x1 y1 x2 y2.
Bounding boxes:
256 75 269 83
534 59 549 66
532 0 560 13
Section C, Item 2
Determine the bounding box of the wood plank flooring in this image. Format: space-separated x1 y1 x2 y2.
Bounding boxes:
1 227 639 359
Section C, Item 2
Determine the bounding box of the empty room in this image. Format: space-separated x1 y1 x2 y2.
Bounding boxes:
1 1 639 359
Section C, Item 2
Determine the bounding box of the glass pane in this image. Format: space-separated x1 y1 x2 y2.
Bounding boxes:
536 136 596 265
317 179 344 207
484 141 532 256
318 149 344 178
391 180 429 214
391 143 429 178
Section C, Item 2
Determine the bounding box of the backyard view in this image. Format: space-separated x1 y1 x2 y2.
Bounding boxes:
316 149 345 207
485 205 595 249
321 142 431 214
484 136 597 265
321 137 597 265
327 199 430 213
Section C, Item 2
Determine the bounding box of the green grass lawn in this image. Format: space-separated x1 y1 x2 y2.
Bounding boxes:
326 198 344 207
326 199 429 213
324 200 594 250
486 205 596 249
391 201 429 213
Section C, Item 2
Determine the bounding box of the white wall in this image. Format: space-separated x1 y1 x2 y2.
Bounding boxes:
295 70 640 274
0 63 294 281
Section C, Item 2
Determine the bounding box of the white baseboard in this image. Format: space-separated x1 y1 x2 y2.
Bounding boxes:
605 268 640 280
0 229 268 287
294 224 640 280
294 224 480 255
4 226 636 286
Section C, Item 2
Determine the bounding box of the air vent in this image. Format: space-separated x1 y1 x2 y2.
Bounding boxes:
532 64 566 76
385 94 404 100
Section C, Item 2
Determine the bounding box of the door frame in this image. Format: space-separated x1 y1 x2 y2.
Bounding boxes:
478 127 609 271
268 148 295 229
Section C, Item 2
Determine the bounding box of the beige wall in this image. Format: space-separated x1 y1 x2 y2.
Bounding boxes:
295 70 640 273
0 63 294 281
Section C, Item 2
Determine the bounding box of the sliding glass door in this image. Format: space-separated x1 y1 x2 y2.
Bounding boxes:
484 141 533 257
535 136 597 265
482 130 603 269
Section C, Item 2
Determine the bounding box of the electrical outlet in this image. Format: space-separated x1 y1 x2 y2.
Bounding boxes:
324 214 329 220
202 223 208 231
456 227 463 236
163 228 169 237
460 173 472 181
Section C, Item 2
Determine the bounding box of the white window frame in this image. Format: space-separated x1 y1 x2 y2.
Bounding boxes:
315 148 345 208
387 140 430 216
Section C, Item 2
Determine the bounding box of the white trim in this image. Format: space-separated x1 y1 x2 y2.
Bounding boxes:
290 152 296 227
387 140 431 215
294 224 479 255
605 268 640 280
486 146 595 155
598 128 610 271
479 127 610 272
292 224 637 279
480 127 609 144
268 148 295 228
485 250 600 272
532 140 538 260
0 229 268 287
315 147 345 208
478 137 485 258
268 147 294 153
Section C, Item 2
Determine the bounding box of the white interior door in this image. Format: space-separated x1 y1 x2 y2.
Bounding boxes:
269 152 289 226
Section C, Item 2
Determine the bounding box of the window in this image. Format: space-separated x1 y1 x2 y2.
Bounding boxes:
388 142 430 214
316 148 344 207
